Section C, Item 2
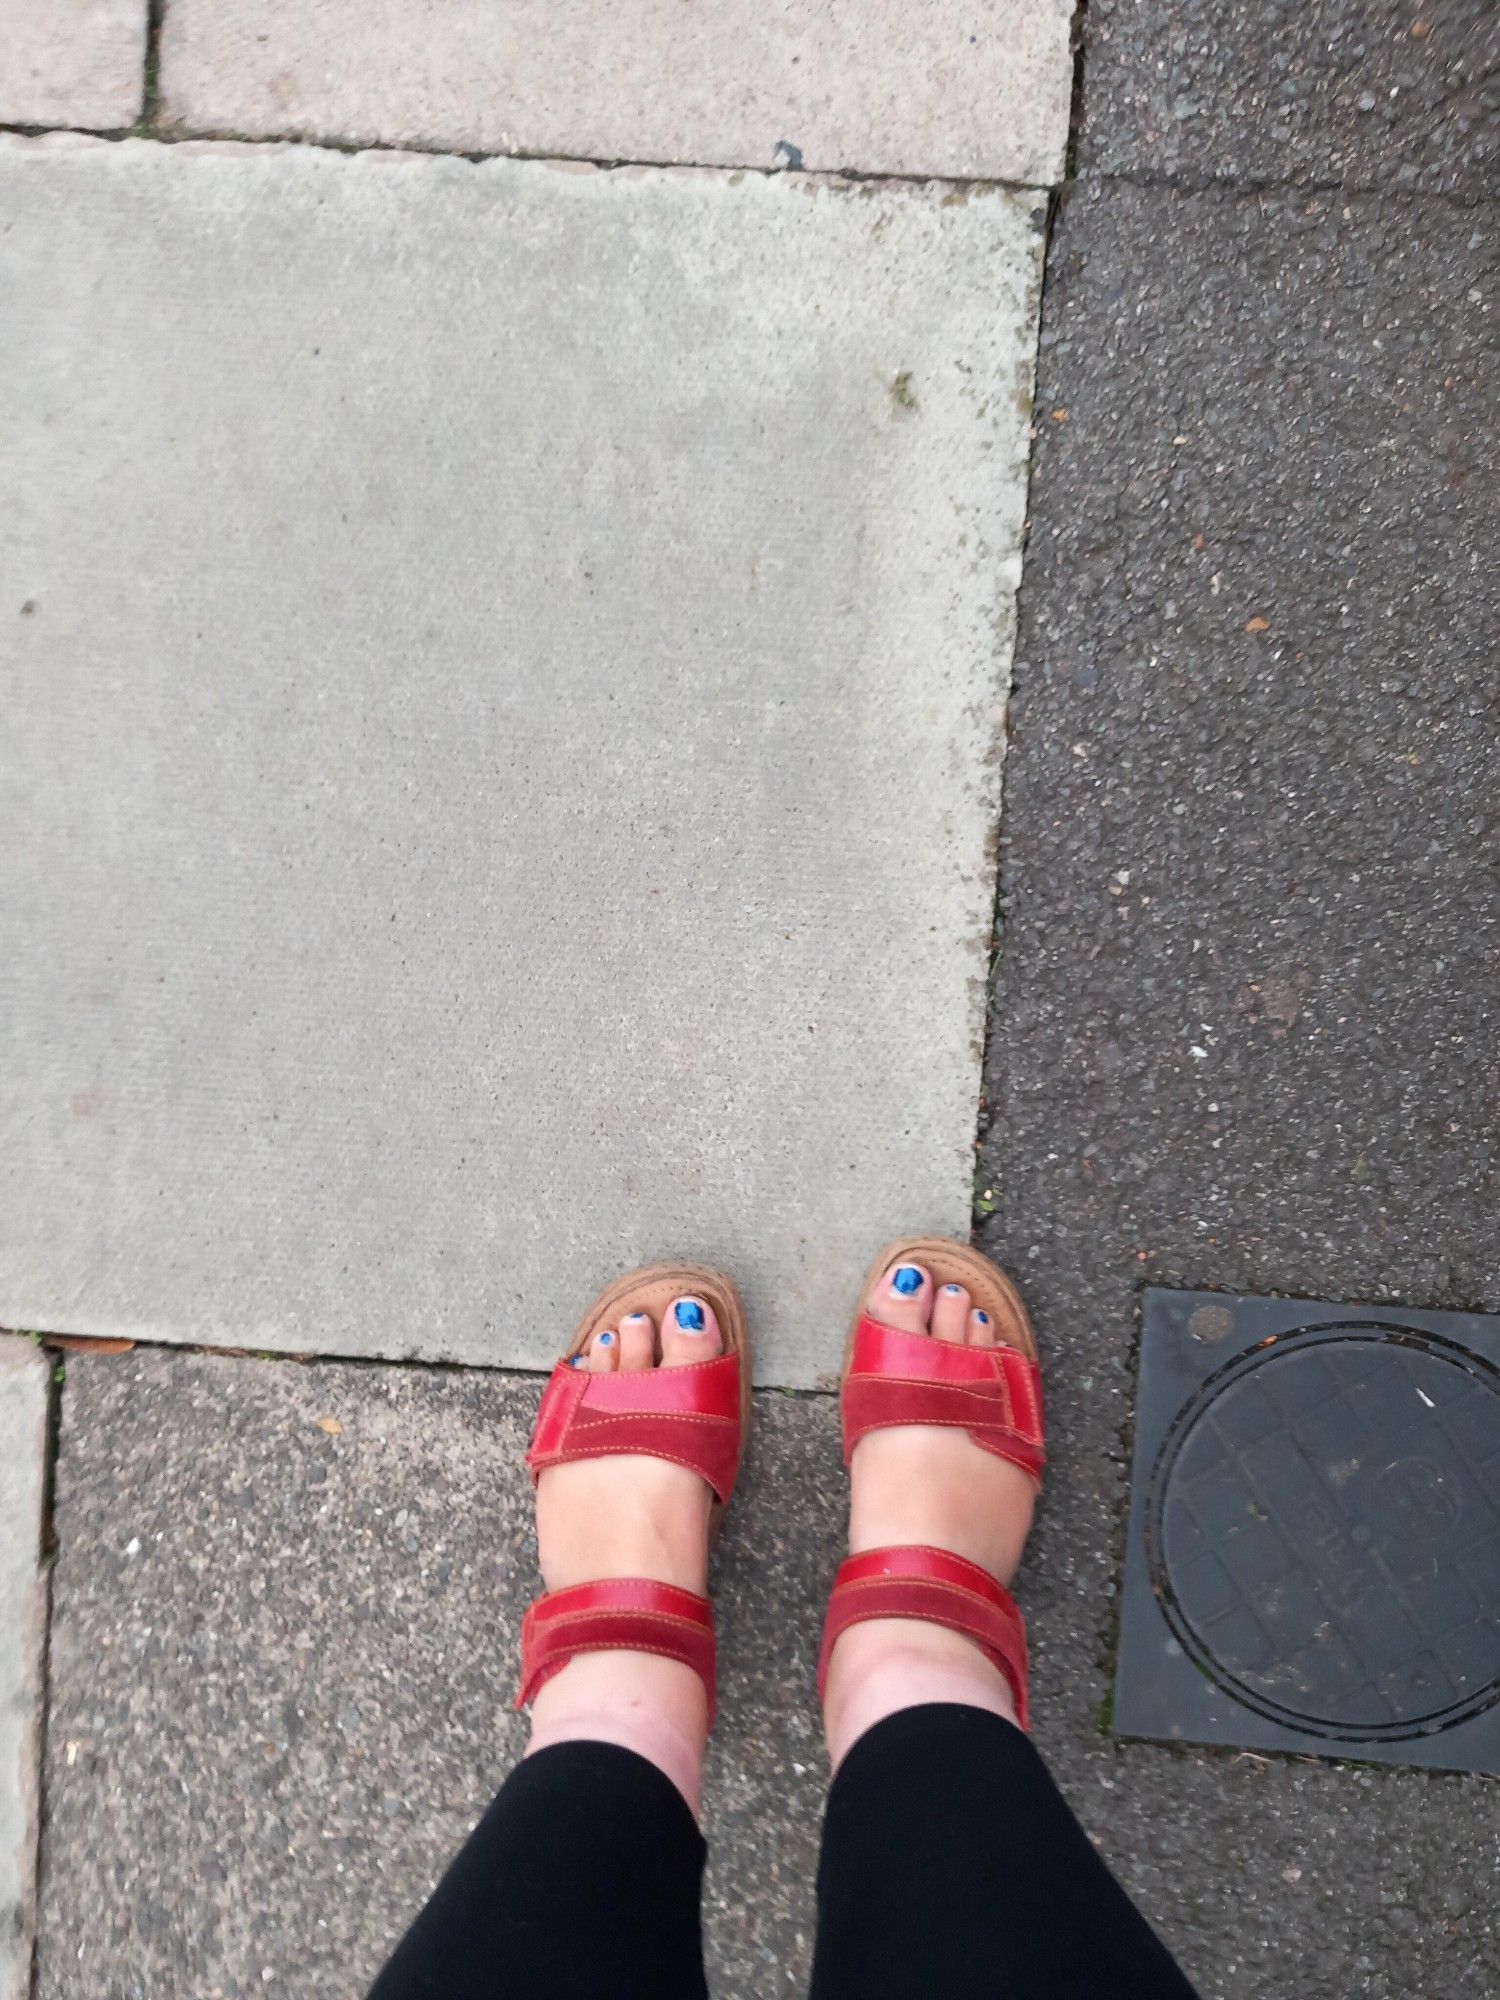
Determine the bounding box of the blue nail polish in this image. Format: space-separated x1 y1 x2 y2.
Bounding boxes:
674 1299 705 1331
623 1312 648 1323
892 1266 923 1296
598 1331 613 1346
569 1355 584 1368
975 1311 990 1325
944 1284 963 1295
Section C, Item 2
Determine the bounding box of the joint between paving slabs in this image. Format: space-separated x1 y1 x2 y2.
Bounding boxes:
18 1341 65 2000
0 110 1061 200
140 0 167 126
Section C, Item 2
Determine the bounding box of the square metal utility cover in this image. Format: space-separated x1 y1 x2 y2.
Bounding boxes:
1113 1289 1500 1774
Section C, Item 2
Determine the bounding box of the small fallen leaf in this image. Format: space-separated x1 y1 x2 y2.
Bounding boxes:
1245 615 1271 633
1411 20 1429 36
316 1416 343 1436
50 1335 136 1355
1051 407 1069 424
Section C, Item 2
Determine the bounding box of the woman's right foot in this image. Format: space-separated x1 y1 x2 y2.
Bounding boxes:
822 1256 1039 1766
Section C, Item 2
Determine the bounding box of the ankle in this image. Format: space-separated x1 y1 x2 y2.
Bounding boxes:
822 1618 1019 1771
527 1653 709 1817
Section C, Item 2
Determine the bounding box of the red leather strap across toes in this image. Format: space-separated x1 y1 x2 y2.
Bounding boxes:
516 1578 718 1721
842 1317 1045 1484
817 1544 1030 1730
525 1351 744 1503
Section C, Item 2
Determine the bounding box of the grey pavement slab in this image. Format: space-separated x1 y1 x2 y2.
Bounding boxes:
0 135 1045 1389
1083 0 1500 196
0 0 145 130
159 0 1076 184
37 1348 845 1998
0 1337 49 2000
981 178 1498 1997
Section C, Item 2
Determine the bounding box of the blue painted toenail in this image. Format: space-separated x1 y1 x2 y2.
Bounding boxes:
892 1266 923 1296
674 1299 705 1331
569 1355 584 1368
975 1311 990 1325
624 1312 648 1323
945 1284 963 1294
598 1332 613 1346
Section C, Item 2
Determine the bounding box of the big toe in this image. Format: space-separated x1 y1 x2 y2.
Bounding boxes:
660 1295 723 1365
867 1259 932 1333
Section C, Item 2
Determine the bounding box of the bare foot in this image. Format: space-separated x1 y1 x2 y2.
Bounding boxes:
822 1257 1038 1767
527 1294 724 1814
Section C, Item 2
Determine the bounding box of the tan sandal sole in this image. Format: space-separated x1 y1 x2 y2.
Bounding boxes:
564 1261 752 1532
842 1235 1039 1384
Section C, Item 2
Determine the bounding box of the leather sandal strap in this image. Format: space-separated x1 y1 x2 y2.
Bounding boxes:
817 1544 1030 1730
842 1317 1045 1485
516 1578 718 1721
525 1351 744 1503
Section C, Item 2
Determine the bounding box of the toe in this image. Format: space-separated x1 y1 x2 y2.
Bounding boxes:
968 1306 998 1348
617 1310 656 1371
661 1295 723 1365
932 1282 970 1343
868 1259 932 1333
585 1327 619 1372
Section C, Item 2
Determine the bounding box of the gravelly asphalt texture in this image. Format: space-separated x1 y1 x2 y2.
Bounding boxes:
37 1352 844 2000
978 176 1498 1997
1082 0 1500 196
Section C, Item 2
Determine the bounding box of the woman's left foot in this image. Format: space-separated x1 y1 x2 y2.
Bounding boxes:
527 1295 725 1811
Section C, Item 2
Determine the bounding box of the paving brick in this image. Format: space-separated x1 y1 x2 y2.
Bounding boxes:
0 0 145 129
0 1338 49 2000
0 135 1045 1388
158 0 1076 183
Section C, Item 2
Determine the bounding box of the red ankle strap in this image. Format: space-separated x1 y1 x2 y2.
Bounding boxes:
818 1544 1030 1730
516 1578 718 1722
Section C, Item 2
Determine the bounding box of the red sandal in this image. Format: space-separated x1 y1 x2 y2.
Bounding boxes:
817 1236 1045 1729
517 1262 751 1725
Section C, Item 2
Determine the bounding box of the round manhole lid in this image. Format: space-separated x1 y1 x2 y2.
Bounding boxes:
1147 1325 1500 1741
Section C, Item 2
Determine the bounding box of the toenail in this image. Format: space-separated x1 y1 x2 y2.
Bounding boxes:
569 1355 584 1368
891 1266 923 1296
674 1299 706 1331
944 1284 963 1294
623 1312 649 1323
598 1332 613 1346
975 1310 990 1324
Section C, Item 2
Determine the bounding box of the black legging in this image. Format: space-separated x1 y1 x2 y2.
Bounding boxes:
368 1703 1200 1997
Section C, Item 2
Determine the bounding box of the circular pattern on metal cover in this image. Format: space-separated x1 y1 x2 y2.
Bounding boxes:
1146 1324 1500 1740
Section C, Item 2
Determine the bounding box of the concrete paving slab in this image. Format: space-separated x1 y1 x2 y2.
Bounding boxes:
36 1348 846 1997
157 1 1076 185
0 1337 49 2000
981 179 1498 1997
0 0 145 129
0 135 1044 1389
1083 0 1499 196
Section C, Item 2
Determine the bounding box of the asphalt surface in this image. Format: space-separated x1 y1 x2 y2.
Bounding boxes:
1082 0 1500 196
978 173 1497 1996
36 1352 845 2000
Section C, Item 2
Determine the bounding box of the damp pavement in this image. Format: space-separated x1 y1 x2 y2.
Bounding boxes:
3 4 1497 1996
